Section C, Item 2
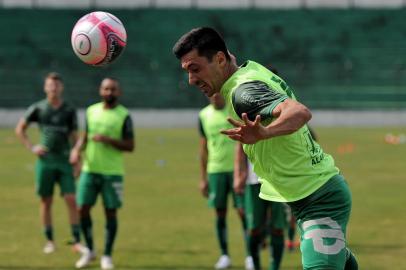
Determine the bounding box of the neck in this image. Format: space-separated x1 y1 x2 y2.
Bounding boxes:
47 97 62 108
104 102 118 109
223 61 239 83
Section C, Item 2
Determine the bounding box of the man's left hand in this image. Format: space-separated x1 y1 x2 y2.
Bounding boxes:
221 113 267 144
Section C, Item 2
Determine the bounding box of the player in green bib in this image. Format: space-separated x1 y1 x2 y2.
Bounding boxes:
173 27 358 270
199 93 252 269
15 72 82 254
235 143 286 270
70 77 134 270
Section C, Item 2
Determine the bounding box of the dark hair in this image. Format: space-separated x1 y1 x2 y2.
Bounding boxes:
45 72 63 82
101 77 121 89
173 27 230 61
103 76 119 83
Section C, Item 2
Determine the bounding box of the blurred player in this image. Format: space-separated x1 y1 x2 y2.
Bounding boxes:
234 143 285 270
198 93 253 269
173 27 358 270
15 72 81 254
70 77 134 270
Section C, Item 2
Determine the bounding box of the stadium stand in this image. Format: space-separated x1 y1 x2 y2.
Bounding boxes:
0 5 405 109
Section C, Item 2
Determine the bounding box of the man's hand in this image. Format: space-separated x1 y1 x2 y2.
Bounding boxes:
199 179 209 198
221 113 267 144
31 145 48 157
233 178 245 195
69 148 81 165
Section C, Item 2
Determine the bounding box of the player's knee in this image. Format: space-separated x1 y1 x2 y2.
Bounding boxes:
236 207 245 218
104 208 117 218
64 193 76 204
78 205 91 217
249 228 262 236
216 208 227 217
270 228 284 236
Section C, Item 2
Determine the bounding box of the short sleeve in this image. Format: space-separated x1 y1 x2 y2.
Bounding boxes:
24 104 39 123
69 108 78 132
232 80 288 121
121 115 134 139
198 117 206 138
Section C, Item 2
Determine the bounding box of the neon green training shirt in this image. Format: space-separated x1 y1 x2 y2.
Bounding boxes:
221 60 339 202
82 102 134 175
199 104 235 173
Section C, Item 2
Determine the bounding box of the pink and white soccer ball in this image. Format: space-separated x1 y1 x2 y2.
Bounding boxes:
71 11 127 66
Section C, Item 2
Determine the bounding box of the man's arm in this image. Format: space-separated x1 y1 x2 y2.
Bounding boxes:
199 136 209 198
198 117 209 198
92 135 134 152
221 81 311 144
233 143 247 194
263 98 311 137
92 115 135 152
15 118 47 156
69 130 87 165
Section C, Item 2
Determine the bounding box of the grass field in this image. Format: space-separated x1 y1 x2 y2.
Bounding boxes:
0 126 405 270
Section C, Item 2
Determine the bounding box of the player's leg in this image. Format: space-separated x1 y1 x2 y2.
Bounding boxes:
208 172 231 269
59 162 81 251
40 196 55 253
268 202 286 270
75 172 98 269
229 171 252 268
289 174 358 270
63 193 82 250
35 159 56 253
245 183 267 270
100 174 123 270
286 209 299 251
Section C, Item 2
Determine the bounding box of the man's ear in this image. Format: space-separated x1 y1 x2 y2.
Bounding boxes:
216 51 227 67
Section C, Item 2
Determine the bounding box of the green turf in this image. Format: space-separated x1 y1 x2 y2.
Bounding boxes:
0 127 405 269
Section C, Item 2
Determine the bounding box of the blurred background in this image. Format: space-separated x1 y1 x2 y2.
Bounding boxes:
0 0 406 127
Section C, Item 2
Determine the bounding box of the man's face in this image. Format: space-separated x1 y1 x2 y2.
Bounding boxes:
180 49 225 97
99 78 121 105
44 78 63 99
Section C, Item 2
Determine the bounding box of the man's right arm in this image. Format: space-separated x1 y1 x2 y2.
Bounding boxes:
198 118 209 198
234 142 248 194
69 118 88 165
15 105 47 156
15 118 34 152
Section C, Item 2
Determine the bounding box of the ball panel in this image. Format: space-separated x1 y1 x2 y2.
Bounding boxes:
73 34 91 55
94 33 126 66
71 11 126 66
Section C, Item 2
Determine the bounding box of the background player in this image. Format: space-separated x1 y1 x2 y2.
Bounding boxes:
70 77 135 270
234 143 285 270
199 93 253 269
15 72 81 254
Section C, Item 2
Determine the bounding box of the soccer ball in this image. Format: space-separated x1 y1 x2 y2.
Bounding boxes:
71 11 127 66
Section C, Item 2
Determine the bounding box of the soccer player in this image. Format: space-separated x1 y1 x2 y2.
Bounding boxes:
199 93 253 269
70 77 134 270
234 143 285 270
173 27 358 270
15 72 81 254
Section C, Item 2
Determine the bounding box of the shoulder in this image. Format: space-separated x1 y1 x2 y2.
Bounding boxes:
199 104 212 117
87 102 103 112
27 99 47 112
116 104 130 117
233 80 274 106
62 101 76 112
